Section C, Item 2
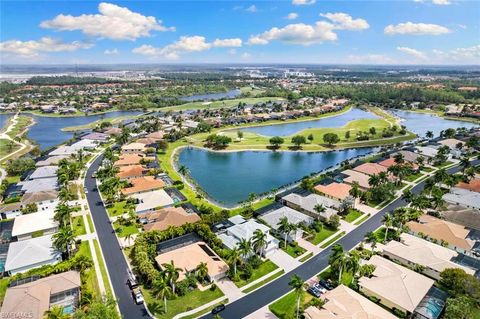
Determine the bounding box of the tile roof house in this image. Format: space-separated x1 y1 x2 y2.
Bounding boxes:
21 190 58 210
121 176 165 196
0 203 22 219
217 218 279 257
455 178 480 193
19 177 58 194
314 182 352 201
352 163 389 176
441 203 480 231
155 242 228 282
81 132 109 141
380 233 476 280
282 193 339 220
406 214 475 255
146 130 165 140
121 142 146 154
443 187 480 210
1 271 81 319
398 150 424 163
358 255 434 314
140 207 201 232
131 189 174 213
28 166 58 180
260 206 313 242
35 155 68 167
114 154 153 167
12 209 58 241
341 169 371 189
136 137 158 146
438 138 465 149
116 165 147 180
304 285 397 319
104 127 122 136
5 234 62 275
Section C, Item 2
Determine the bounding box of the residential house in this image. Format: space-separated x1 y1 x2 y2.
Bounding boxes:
0 271 81 319
155 242 228 282
352 163 389 176
116 165 147 180
21 190 59 211
0 203 22 219
260 206 313 242
131 189 174 213
438 138 465 157
114 154 153 167
443 187 480 210
121 176 165 196
282 193 339 220
314 182 352 201
104 127 122 136
36 155 68 167
4 234 62 275
139 207 200 232
18 177 58 194
12 209 58 241
398 150 424 164
28 166 58 180
121 142 146 154
81 132 109 142
341 170 371 189
145 130 165 140
380 233 476 280
455 178 480 193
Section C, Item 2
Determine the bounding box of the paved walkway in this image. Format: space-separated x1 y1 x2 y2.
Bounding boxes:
297 238 321 254
268 249 301 272
0 114 31 163
216 278 244 302
243 305 278 319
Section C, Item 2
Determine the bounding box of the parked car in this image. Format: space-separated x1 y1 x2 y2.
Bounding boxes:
307 287 322 298
211 304 226 314
319 279 335 290
313 283 327 294
132 288 144 304
127 278 138 289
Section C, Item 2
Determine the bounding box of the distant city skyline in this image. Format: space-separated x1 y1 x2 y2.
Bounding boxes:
1 0 479 65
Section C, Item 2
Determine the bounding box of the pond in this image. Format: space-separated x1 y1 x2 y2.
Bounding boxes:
178 147 376 206
0 114 12 131
26 111 143 150
389 110 479 138
180 89 241 102
239 108 378 136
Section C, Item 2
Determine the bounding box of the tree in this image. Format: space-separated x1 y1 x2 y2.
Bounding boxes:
6 157 35 176
348 182 362 208
444 296 475 319
323 133 340 146
291 135 307 148
347 250 361 284
196 262 209 282
314 204 326 219
426 131 434 139
53 227 75 259
365 231 377 252
54 203 72 227
300 177 314 191
238 238 253 263
277 217 292 249
45 305 69 319
178 165 189 176
382 213 393 242
21 203 37 214
369 127 376 135
252 229 268 257
59 187 75 202
288 274 305 319
226 247 242 277
329 244 348 283
327 215 341 230
73 296 119 319
269 136 284 149
162 260 182 295
152 275 172 314
237 131 244 139
307 134 314 143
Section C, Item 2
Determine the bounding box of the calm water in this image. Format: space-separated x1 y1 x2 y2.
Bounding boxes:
180 89 241 102
26 111 143 150
0 114 12 131
179 147 376 206
390 110 479 138
240 108 378 136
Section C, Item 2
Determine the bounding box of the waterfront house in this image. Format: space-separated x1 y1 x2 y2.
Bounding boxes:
18 177 58 194
260 206 313 242
139 207 200 232
352 163 389 176
121 176 165 196
314 182 352 201
28 166 58 180
81 132 109 142
282 193 339 220
155 242 228 282
116 165 147 180
121 142 146 154
114 153 154 167
130 189 174 213
341 169 371 189
35 155 68 167
1 271 81 319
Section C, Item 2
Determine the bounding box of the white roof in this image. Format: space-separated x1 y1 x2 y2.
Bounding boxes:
35 155 68 167
416 146 438 158
49 146 76 156
19 177 58 193
282 193 338 218
69 139 97 150
131 189 174 213
29 166 58 180
219 219 277 250
443 187 480 209
261 206 313 231
4 235 61 273
228 215 246 225
438 138 464 149
12 209 58 238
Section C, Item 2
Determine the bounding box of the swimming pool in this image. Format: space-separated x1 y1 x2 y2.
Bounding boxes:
414 287 448 319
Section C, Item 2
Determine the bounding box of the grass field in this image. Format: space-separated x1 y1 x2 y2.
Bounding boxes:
242 270 285 293
72 216 86 236
160 97 284 112
269 290 314 319
77 241 101 297
283 242 307 258
308 227 336 245
93 239 113 295
0 139 19 158
113 221 139 237
320 231 346 248
234 260 279 288
106 200 132 217
344 209 363 223
6 116 33 139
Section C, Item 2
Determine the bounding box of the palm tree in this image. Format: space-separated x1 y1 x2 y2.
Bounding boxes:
314 204 326 218
382 213 393 242
460 156 471 172
44 305 68 319
178 165 189 176
162 260 182 295
196 262 209 282
59 187 74 202
288 274 305 319
393 153 405 164
54 203 72 227
348 182 362 208
347 250 361 284
365 231 378 252
426 131 434 139
368 174 381 188
252 229 268 257
125 233 133 246
53 227 75 259
238 238 253 263
226 247 242 277
277 217 292 249
331 249 349 284
152 275 172 314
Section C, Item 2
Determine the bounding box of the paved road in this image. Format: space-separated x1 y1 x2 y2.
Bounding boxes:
85 155 150 318
201 162 474 319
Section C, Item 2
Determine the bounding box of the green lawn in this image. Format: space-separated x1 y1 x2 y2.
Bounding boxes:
86 214 94 233
142 285 224 319
404 172 424 182
234 260 279 288
0 139 20 158
269 291 313 319
307 227 336 245
242 270 285 293
320 231 346 248
0 278 10 303
113 221 139 238
93 239 113 295
299 252 313 262
354 214 370 225
72 216 86 236
344 209 363 223
373 227 396 243
77 241 101 296
106 200 132 217
283 243 307 258
160 97 284 112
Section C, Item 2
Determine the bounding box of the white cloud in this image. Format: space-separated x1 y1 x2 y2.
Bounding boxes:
320 12 369 30
241 52 252 59
433 45 480 63
397 46 427 59
286 13 299 20
0 37 92 58
292 0 316 5
104 48 119 55
384 22 450 36
248 13 368 46
347 54 395 64
414 0 451 4
246 5 257 12
133 36 242 59
40 2 174 41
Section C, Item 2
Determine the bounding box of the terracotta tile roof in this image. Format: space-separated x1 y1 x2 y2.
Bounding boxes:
140 207 200 232
314 182 352 200
114 154 153 167
353 163 388 176
146 131 165 140
341 170 371 189
104 127 122 136
456 178 480 193
116 165 146 179
121 176 165 195
136 137 158 145
378 157 396 168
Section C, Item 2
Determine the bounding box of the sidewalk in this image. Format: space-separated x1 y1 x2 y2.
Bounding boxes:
297 237 321 254
216 277 244 302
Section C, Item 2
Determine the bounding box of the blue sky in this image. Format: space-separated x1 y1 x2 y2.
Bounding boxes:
1 0 478 64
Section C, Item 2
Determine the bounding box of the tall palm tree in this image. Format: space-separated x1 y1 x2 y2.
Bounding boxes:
314 204 326 218
238 238 253 263
288 274 305 319
252 229 268 257
348 182 362 208
152 275 172 314
329 244 348 284
226 247 242 277
365 231 377 252
368 174 381 188
196 262 209 282
54 203 72 227
393 153 405 164
347 250 361 284
53 227 75 259
59 188 74 202
162 261 182 295
178 165 189 176
44 305 68 319
277 217 292 249
426 131 434 139
460 156 471 172
382 213 393 242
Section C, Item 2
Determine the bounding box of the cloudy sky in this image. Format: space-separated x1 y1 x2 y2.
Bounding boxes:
0 0 479 64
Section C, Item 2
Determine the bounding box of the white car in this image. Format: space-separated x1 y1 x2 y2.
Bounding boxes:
132 288 144 305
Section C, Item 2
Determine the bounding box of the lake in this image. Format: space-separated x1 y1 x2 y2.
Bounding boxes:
239 108 378 136
26 111 143 150
180 89 241 102
389 110 479 138
0 114 12 131
178 147 376 206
